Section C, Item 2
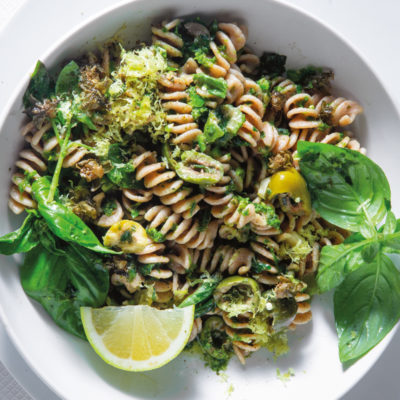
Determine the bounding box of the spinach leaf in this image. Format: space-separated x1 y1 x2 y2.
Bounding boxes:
179 277 220 308
334 253 400 363
32 177 118 254
298 142 390 237
0 213 39 255
23 61 53 108
20 243 109 339
55 61 80 96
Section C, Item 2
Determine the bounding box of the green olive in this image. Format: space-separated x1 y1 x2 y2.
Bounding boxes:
214 276 261 316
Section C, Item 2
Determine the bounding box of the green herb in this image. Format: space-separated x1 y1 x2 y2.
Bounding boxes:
187 86 208 122
298 141 400 363
193 73 227 99
298 142 390 238
146 228 166 243
277 128 290 136
23 61 53 108
103 199 117 216
138 263 159 276
254 202 281 229
194 297 216 318
130 208 140 219
259 52 286 77
0 212 39 255
251 258 272 273
120 231 132 243
55 61 80 96
31 176 118 254
257 77 270 92
179 276 220 308
334 253 400 363
197 209 211 232
194 50 216 68
286 66 333 94
20 242 109 339
106 162 136 189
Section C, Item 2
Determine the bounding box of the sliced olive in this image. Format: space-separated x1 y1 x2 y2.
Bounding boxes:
214 276 261 316
268 168 312 214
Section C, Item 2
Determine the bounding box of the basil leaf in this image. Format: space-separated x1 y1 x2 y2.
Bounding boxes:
0 213 39 255
298 142 390 236
55 61 80 96
382 211 396 235
32 177 118 254
361 242 381 263
21 243 109 339
23 61 53 108
382 220 400 254
334 253 400 363
179 278 220 308
194 298 216 318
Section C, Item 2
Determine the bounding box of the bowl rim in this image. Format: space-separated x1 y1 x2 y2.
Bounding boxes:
0 0 400 399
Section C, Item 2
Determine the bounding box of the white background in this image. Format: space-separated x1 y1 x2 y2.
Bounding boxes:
0 0 399 399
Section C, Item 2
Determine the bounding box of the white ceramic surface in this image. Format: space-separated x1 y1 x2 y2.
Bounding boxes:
0 1 399 399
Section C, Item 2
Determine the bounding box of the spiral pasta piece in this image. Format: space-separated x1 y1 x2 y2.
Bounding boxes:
8 148 47 214
159 72 204 145
192 245 254 275
132 150 204 218
144 205 219 250
151 19 183 58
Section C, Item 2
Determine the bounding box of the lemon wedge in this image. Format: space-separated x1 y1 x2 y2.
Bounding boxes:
80 305 194 371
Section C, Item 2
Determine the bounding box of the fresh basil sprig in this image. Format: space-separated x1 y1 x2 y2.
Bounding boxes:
21 242 109 339
298 141 400 363
32 177 117 254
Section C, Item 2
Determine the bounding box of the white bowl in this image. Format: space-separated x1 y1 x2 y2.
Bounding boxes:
0 1 399 399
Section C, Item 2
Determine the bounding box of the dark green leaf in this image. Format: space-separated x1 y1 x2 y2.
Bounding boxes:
0 213 39 255
334 254 400 363
259 52 286 77
317 234 367 292
179 278 220 308
146 228 166 243
32 177 118 254
383 211 396 235
106 162 136 189
194 297 216 318
20 243 109 339
382 219 400 254
55 61 80 96
251 258 273 273
23 61 53 108
298 142 391 236
361 242 381 263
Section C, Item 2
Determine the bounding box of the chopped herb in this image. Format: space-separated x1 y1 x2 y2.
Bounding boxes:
146 227 166 243
103 199 117 216
121 230 132 243
277 128 290 136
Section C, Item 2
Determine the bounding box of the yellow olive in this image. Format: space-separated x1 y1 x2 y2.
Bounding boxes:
103 220 151 253
268 168 312 214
